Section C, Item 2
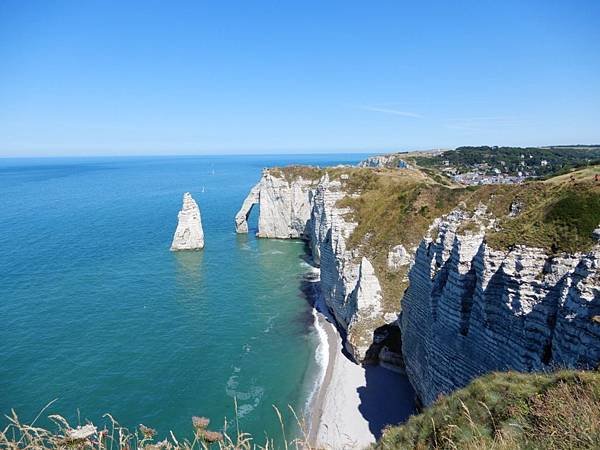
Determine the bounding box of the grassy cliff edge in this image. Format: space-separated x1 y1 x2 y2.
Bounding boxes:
375 370 600 450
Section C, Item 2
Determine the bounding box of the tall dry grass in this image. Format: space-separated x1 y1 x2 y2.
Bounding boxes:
0 400 316 450
375 370 600 450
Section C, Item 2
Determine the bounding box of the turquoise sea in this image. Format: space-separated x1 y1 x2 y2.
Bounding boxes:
0 154 366 442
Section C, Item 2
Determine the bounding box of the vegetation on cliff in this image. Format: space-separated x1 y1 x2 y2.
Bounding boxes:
338 164 600 307
269 166 324 183
374 369 600 450
334 167 464 312
474 165 600 253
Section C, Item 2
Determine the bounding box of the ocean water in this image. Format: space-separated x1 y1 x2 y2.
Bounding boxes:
0 154 366 442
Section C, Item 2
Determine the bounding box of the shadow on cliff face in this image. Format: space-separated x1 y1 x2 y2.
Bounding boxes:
357 366 416 439
298 241 320 309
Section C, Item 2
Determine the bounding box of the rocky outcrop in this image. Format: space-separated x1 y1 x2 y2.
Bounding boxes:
400 207 600 405
387 245 411 272
171 192 205 251
235 169 316 238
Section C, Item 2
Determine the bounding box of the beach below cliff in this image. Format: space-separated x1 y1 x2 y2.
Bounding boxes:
309 311 416 449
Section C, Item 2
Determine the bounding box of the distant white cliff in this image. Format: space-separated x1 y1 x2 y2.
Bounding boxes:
171 192 205 251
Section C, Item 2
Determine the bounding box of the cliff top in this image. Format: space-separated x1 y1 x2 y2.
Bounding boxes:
266 163 600 314
375 369 600 450
266 165 325 182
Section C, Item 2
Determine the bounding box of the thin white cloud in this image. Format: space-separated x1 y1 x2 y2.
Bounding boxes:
361 106 423 119
446 116 518 123
444 116 523 133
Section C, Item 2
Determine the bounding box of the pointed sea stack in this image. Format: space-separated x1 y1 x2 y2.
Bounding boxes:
170 192 205 251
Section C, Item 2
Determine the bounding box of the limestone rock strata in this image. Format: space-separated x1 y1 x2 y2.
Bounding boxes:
171 192 204 251
401 207 600 405
234 184 260 234
307 175 386 358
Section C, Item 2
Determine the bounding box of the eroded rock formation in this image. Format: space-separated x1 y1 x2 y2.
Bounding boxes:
387 245 411 272
401 207 600 405
235 185 260 234
306 175 388 358
171 192 205 251
235 169 316 238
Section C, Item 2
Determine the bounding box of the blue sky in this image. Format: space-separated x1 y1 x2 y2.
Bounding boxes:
0 0 599 156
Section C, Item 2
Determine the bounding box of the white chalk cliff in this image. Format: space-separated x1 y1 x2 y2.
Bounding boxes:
170 192 205 251
306 174 385 360
235 169 316 238
236 171 387 360
400 207 600 405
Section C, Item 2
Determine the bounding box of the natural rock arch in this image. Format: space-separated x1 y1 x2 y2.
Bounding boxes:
235 184 260 233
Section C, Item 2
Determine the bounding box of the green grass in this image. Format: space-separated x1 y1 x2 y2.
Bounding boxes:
484 172 600 253
268 165 324 183
374 370 600 450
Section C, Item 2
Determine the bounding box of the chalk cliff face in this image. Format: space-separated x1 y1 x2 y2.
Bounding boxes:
401 207 600 405
235 169 316 238
171 192 205 251
237 171 387 360
307 174 385 359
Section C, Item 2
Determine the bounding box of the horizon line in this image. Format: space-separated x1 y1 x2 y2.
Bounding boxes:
0 148 436 159
1 143 597 159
